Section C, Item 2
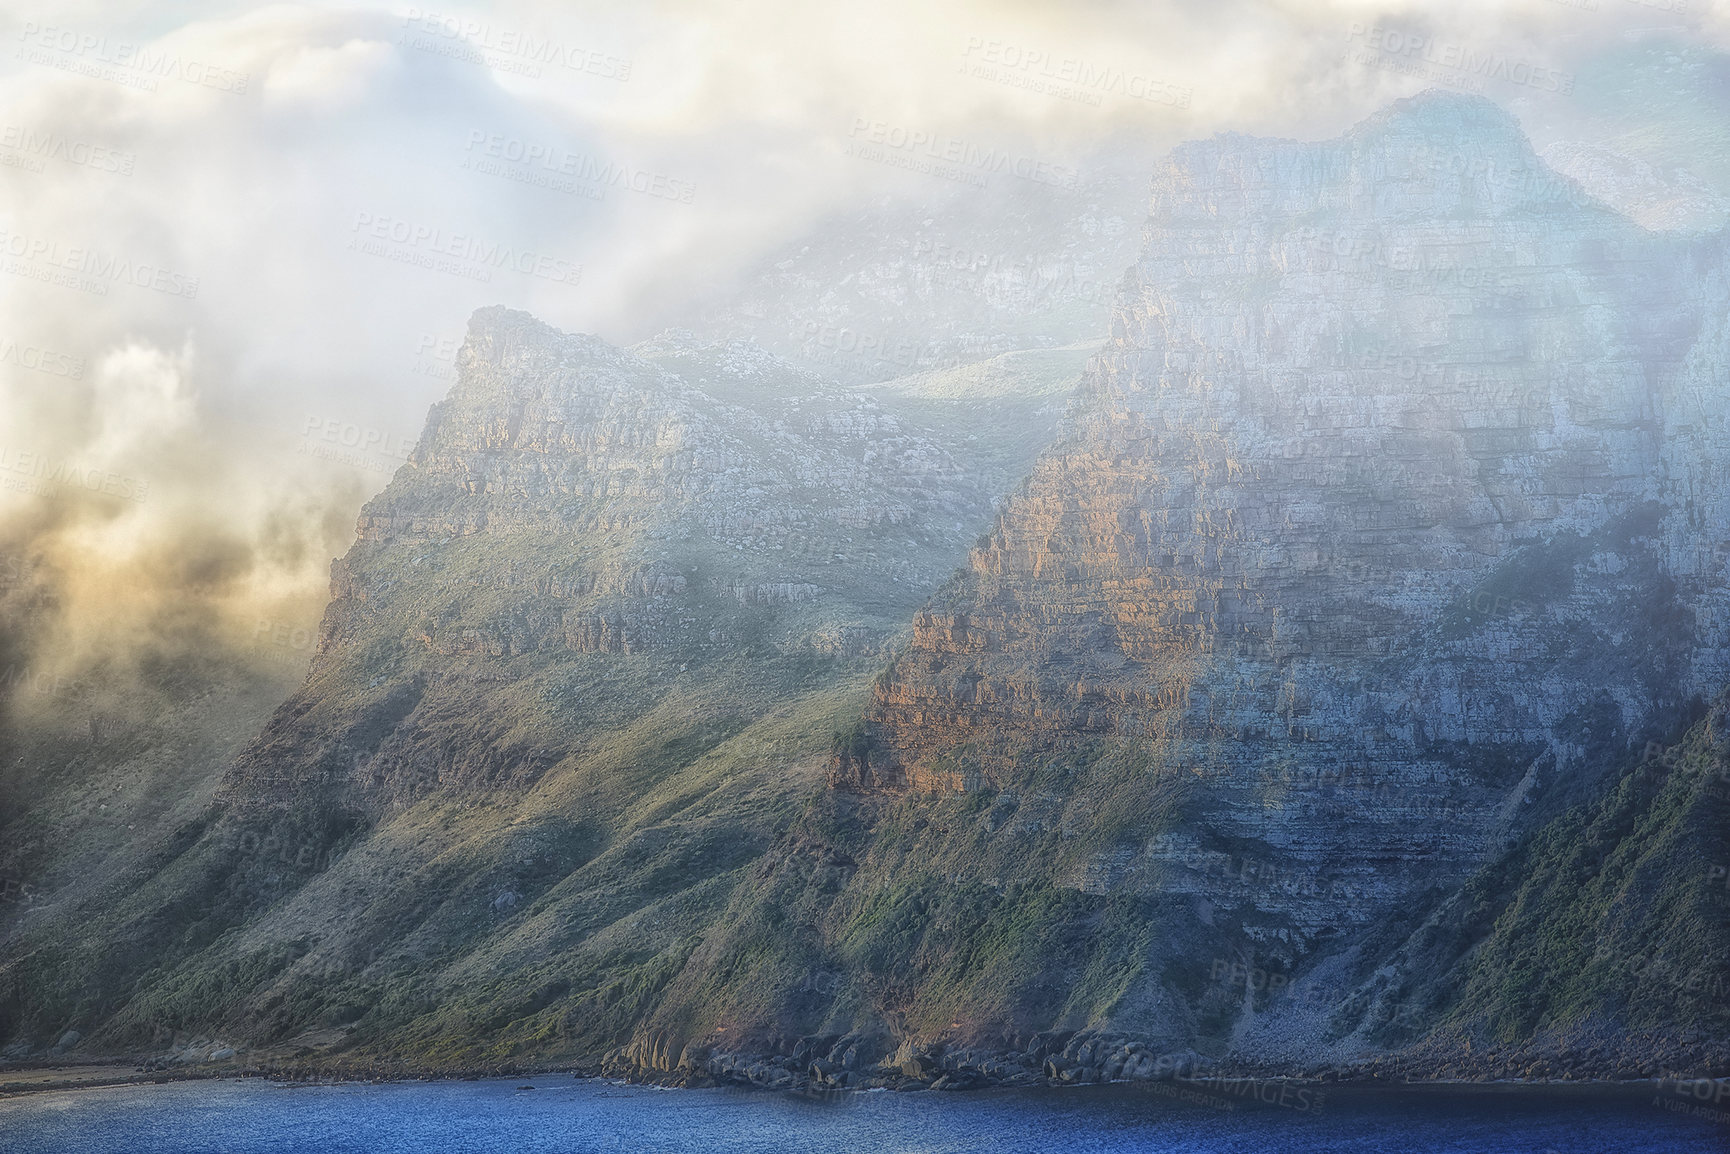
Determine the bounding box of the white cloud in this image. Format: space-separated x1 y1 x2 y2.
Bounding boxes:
0 0 1724 677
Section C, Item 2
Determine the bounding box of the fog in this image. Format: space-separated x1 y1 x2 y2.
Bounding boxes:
0 0 1722 700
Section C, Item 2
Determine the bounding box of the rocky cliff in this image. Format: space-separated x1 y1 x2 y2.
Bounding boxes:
4 91 1727 1089
820 90 1730 1072
212 309 1073 823
0 308 1084 1070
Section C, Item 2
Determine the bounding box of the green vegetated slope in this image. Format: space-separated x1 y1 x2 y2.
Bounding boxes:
1356 697 1730 1078
7 92 1730 1083
0 310 1086 1070
0 549 312 1061
607 734 1201 1057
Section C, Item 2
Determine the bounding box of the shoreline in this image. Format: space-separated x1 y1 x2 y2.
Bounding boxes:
0 1059 1706 1103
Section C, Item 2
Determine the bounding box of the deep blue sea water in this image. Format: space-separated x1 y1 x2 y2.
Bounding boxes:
0 1077 1723 1154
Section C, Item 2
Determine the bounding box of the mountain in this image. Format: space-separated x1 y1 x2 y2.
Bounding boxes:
3 91 1728 1088
1543 141 1730 233
698 149 1149 384
1344 699 1730 1081
821 90 1730 1075
0 311 1084 1071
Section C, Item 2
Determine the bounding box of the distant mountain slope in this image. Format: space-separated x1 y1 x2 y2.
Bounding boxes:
698 153 1148 385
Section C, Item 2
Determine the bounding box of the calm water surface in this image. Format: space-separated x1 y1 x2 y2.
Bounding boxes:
0 1077 1721 1153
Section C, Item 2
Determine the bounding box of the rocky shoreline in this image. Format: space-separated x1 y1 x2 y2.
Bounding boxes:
9 1020 1727 1102
594 1027 1730 1098
7 1050 1722 1114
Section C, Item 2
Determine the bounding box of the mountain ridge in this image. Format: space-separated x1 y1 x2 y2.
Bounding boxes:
2 90 1727 1092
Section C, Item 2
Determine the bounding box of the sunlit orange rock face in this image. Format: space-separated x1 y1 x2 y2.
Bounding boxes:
219 310 1076 820
851 91 1730 931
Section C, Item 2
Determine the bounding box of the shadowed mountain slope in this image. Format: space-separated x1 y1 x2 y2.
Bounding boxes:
3 92 1727 1086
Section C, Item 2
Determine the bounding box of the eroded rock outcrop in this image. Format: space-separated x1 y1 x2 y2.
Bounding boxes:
217 310 1082 820
16 91 1727 1086
838 91 1730 1050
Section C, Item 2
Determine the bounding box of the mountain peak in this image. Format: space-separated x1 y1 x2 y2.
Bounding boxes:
1359 88 1529 144
1154 87 1586 223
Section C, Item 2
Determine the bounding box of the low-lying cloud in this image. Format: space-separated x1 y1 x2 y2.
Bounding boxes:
0 0 1723 717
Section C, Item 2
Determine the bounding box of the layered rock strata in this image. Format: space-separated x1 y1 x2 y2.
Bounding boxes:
214 311 1081 821
853 91 1730 983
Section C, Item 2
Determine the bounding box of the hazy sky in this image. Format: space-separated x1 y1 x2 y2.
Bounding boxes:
0 0 1721 683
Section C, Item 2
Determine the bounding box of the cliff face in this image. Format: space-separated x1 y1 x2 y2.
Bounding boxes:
215 311 1079 822
8 92 1728 1085
774 93 1730 1074
0 307 1086 1067
856 93 1729 931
